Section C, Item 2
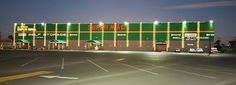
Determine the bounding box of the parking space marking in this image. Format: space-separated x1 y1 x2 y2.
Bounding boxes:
21 57 40 67
174 69 217 79
87 59 109 72
116 62 159 76
0 71 53 83
143 63 216 79
40 75 78 80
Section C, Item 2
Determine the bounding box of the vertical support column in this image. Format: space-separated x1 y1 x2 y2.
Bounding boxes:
166 22 170 51
66 23 70 47
197 21 200 48
139 22 142 48
153 23 156 51
181 21 186 48
55 23 58 47
13 23 17 48
43 23 47 46
55 23 58 40
33 24 36 47
22 23 25 46
78 23 80 47
126 23 129 47
114 23 117 47
89 23 92 40
101 24 104 46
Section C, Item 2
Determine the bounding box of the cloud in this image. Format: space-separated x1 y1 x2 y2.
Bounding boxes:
168 1 236 9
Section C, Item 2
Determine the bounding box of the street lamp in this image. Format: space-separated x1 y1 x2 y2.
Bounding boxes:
41 22 45 25
67 22 71 25
210 20 214 23
99 21 104 26
154 21 159 25
124 21 129 25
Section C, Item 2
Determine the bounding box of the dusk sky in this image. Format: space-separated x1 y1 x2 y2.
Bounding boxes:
0 0 236 44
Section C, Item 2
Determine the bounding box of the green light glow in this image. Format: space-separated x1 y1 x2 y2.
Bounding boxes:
210 20 214 23
209 20 214 29
99 21 104 26
67 22 71 25
41 22 45 25
154 21 159 25
124 21 129 25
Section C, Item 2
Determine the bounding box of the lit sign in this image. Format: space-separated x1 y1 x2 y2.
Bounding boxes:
88 24 126 31
117 34 126 36
171 34 181 36
171 33 181 40
17 26 28 29
17 26 35 31
185 33 197 40
206 33 214 37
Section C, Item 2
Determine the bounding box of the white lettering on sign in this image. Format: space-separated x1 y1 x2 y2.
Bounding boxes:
117 34 126 36
69 34 77 36
172 37 181 39
200 37 209 39
185 33 197 37
47 34 66 36
185 33 197 40
36 36 44 38
171 34 181 36
187 43 194 46
18 33 26 36
206 33 214 37
58 34 66 36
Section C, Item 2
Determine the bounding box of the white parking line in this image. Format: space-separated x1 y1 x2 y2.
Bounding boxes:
174 69 216 79
143 63 216 79
40 75 78 80
21 57 40 67
116 62 159 75
87 59 109 72
61 58 65 70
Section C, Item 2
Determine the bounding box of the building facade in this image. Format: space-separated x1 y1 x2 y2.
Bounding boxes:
13 21 214 51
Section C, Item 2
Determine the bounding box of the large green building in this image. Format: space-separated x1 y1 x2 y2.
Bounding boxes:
13 21 214 51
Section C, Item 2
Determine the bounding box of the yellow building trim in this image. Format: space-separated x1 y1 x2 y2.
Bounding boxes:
78 23 80 47
66 24 69 46
102 24 104 46
181 22 186 48
43 24 47 46
22 24 25 46
197 21 200 48
139 22 142 47
90 23 92 40
166 22 170 51
33 24 36 47
126 24 129 47
55 23 58 40
114 23 117 47
153 23 156 51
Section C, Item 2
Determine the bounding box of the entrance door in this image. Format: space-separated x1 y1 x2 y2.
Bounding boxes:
156 44 166 52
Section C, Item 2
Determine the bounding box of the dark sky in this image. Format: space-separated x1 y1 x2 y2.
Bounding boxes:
0 0 236 44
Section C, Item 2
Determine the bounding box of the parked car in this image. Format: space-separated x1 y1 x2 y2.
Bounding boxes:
175 48 181 52
196 48 204 53
211 48 218 53
189 48 196 53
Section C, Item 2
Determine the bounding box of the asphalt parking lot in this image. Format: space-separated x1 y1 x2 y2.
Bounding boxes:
0 50 236 85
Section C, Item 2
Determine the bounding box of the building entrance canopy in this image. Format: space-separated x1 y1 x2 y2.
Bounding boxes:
49 40 66 43
16 40 32 43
